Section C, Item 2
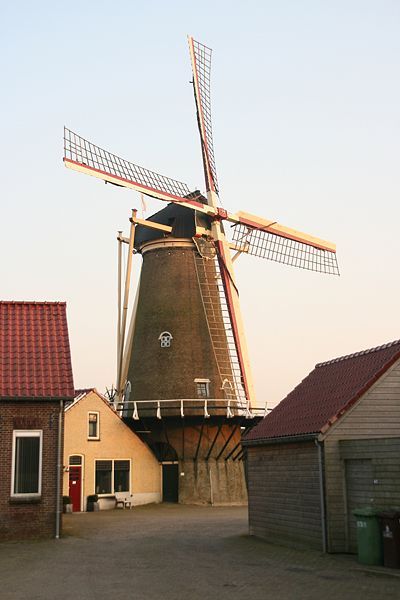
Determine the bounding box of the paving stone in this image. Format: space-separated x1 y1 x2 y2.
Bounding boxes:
0 505 399 600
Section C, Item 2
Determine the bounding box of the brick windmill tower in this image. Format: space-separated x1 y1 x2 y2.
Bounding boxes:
63 37 339 504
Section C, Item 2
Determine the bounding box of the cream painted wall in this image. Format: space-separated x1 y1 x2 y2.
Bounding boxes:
63 390 161 510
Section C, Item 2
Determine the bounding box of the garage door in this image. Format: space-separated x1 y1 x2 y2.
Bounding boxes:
345 458 373 553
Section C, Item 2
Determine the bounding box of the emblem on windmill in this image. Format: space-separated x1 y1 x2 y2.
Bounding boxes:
63 37 339 504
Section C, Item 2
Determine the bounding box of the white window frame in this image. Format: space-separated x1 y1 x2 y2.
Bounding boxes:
194 378 210 399
11 430 43 497
87 411 100 440
94 458 131 496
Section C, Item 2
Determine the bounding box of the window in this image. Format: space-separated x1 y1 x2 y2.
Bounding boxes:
95 460 112 494
12 430 42 496
88 412 99 440
95 460 130 495
158 331 173 348
114 460 130 493
195 378 210 398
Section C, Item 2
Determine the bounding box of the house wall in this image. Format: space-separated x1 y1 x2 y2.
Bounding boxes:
0 400 63 540
322 358 400 553
63 392 161 509
247 441 322 550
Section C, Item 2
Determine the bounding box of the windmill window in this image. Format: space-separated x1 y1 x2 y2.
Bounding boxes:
195 378 210 398
159 331 173 348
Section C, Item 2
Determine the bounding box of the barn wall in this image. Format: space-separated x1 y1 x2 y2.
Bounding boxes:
339 437 400 552
247 441 322 550
322 358 400 553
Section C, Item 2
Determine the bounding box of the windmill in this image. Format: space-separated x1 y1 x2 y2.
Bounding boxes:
63 37 339 504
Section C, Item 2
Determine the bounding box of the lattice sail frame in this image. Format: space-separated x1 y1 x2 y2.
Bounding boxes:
64 127 191 200
188 37 219 195
231 223 339 275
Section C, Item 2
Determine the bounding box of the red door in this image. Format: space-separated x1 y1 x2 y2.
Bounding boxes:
69 466 82 511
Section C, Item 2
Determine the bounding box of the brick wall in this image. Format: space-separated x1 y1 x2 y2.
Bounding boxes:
127 244 229 402
0 400 63 541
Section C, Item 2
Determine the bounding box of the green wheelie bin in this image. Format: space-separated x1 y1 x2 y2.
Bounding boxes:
352 507 383 565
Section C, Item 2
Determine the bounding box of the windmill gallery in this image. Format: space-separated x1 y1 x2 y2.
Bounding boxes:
62 37 339 505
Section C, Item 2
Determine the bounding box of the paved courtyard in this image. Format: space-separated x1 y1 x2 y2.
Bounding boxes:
0 504 399 599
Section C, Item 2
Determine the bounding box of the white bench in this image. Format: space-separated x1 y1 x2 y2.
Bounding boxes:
115 492 133 509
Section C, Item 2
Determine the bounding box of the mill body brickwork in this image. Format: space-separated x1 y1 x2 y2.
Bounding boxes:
126 241 228 402
122 209 253 504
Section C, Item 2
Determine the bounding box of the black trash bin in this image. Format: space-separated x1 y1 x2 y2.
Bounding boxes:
378 510 400 569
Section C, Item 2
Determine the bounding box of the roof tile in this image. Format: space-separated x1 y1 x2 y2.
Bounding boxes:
0 301 75 400
246 339 400 442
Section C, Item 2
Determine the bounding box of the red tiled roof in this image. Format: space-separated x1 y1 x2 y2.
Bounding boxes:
0 301 75 399
245 340 400 443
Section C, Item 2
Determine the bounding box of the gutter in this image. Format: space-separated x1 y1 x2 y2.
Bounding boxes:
242 432 318 447
0 396 73 403
55 399 63 539
315 438 327 553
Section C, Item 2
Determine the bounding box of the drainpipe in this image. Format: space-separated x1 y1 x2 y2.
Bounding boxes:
315 438 327 553
55 400 63 539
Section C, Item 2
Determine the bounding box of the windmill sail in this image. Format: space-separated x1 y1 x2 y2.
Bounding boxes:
64 127 191 202
231 222 339 275
188 37 219 195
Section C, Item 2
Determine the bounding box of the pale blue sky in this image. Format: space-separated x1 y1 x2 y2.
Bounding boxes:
1 1 399 407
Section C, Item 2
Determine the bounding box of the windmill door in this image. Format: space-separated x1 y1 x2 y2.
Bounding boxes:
162 463 179 503
69 465 82 511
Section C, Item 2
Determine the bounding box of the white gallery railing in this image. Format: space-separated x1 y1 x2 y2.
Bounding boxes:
116 398 268 420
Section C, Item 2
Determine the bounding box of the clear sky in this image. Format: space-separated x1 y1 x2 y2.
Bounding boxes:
1 1 399 408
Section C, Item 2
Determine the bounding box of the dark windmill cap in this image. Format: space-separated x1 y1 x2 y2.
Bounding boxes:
134 193 211 252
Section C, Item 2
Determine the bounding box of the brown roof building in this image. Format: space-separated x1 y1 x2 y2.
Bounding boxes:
0 301 74 540
243 340 400 553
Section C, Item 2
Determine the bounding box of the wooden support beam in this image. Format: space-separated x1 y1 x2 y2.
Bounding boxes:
131 215 172 233
205 421 224 461
162 419 171 451
225 441 241 461
194 422 205 462
228 210 336 253
117 231 123 395
117 235 132 245
215 425 239 461
117 210 136 396
231 448 243 462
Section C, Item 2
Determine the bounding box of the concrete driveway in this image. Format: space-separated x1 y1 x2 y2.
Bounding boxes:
0 504 399 600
